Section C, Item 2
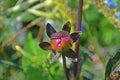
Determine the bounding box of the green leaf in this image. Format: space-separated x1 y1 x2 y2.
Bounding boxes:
22 32 49 71
105 50 120 80
26 66 49 80
9 70 27 80
21 32 66 80
22 14 37 22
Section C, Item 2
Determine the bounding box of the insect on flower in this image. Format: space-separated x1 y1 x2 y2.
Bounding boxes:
39 21 80 63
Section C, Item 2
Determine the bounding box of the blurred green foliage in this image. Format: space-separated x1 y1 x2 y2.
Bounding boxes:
0 0 120 80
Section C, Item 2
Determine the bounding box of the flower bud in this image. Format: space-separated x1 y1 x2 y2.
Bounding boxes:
51 31 73 52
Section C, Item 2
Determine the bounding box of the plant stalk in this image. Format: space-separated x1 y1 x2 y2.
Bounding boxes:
72 0 83 80
61 53 69 80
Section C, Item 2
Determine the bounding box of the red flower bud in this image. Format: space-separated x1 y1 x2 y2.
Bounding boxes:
51 31 73 52
39 22 79 61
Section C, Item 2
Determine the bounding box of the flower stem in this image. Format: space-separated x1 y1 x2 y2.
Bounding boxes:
61 53 69 80
72 0 83 80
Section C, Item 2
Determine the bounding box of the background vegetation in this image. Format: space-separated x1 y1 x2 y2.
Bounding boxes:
0 0 120 80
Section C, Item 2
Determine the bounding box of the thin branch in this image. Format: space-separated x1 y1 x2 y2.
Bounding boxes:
61 53 69 80
36 25 44 42
1 17 43 50
72 0 83 80
76 0 83 32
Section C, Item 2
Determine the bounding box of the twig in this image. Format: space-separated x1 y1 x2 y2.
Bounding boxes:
36 25 44 42
72 0 83 80
1 17 42 50
61 53 69 80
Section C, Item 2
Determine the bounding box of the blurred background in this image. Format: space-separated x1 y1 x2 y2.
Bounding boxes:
0 0 120 80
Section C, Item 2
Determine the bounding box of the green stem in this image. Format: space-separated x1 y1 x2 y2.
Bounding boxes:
47 67 55 80
61 53 69 80
0 59 22 69
0 48 10 60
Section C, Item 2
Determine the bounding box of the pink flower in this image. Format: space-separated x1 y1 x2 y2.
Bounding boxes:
39 21 80 62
